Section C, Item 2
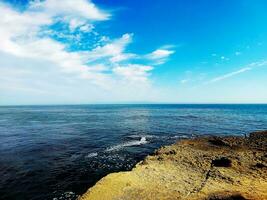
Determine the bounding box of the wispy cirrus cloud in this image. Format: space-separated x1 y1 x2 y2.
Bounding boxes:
207 61 267 84
85 33 136 64
209 67 252 83
146 46 175 65
180 79 189 84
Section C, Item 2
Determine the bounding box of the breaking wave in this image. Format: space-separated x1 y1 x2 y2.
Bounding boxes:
85 152 98 158
106 137 148 152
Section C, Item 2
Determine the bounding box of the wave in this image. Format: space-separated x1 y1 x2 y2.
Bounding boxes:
127 134 158 139
128 134 192 141
106 137 148 152
53 191 78 200
85 152 98 158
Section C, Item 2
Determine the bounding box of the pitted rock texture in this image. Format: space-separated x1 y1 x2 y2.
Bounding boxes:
80 131 267 200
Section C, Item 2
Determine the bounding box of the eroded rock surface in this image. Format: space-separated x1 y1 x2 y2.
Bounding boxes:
80 131 267 200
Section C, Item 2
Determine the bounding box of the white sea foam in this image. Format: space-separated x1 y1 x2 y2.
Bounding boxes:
53 191 78 200
85 152 98 158
128 134 158 139
172 135 191 139
106 137 148 152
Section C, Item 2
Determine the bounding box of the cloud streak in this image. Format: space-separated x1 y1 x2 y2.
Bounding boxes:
209 67 252 83
207 61 267 84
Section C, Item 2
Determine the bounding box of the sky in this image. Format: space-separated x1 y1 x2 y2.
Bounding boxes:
0 0 267 105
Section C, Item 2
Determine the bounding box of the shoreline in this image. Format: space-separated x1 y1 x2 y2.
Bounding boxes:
80 131 267 200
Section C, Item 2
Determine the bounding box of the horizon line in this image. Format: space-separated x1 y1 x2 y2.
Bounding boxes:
1 102 267 107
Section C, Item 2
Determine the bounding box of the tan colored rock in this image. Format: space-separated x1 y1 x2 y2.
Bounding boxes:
80 131 267 200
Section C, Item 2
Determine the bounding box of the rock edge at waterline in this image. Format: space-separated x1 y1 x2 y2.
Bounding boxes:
80 131 267 200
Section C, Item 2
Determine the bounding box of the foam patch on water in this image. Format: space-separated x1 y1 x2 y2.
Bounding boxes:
53 191 78 200
172 135 191 139
106 137 148 152
127 134 159 139
85 152 98 158
127 134 192 142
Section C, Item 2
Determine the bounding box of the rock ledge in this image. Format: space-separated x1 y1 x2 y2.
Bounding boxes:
80 131 267 200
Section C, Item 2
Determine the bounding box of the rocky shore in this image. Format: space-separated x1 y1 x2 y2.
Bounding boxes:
80 131 267 200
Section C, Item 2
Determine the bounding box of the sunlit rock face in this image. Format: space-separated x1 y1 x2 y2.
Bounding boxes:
80 131 267 200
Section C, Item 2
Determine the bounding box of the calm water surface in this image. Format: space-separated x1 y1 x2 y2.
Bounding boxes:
0 104 267 200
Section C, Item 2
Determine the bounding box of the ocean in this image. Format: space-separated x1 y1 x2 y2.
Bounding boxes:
0 104 267 200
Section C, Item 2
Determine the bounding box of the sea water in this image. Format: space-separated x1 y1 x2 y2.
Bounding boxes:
0 104 267 200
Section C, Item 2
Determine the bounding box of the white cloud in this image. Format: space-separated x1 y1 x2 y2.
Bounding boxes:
68 18 86 32
79 24 94 32
149 49 173 59
0 2 136 87
209 67 252 83
113 64 153 82
0 1 175 104
207 61 267 83
235 51 241 56
180 79 189 84
86 33 136 63
146 48 174 65
29 0 109 22
220 56 230 61
0 0 109 63
0 0 108 41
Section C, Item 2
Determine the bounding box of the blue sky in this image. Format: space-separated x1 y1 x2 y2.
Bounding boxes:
0 0 267 105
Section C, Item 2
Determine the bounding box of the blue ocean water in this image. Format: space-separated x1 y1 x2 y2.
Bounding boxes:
0 104 267 200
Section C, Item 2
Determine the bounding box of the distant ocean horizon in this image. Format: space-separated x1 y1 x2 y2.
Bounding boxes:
1 103 267 106
1 104 267 200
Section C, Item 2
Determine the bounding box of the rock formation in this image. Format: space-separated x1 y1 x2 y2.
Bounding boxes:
80 131 267 200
